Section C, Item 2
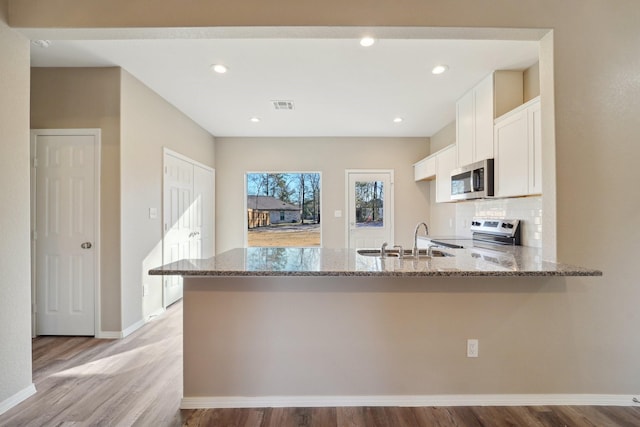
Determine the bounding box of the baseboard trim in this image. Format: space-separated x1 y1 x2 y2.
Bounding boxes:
0 383 36 416
121 319 146 338
96 331 121 339
180 394 639 409
96 318 146 340
146 307 166 322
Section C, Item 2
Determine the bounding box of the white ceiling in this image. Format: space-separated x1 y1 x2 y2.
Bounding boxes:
28 28 540 138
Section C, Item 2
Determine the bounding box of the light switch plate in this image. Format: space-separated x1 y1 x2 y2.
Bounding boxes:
334 210 342 218
467 339 479 357
149 208 158 219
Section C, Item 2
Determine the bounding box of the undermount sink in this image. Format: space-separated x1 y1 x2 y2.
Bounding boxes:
356 248 453 258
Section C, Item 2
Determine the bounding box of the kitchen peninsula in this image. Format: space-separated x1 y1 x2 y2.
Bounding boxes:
150 247 601 408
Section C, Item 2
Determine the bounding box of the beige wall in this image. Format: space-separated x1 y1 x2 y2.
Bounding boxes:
524 62 540 102
120 70 214 326
186 275 580 397
3 0 640 398
426 121 457 235
29 67 215 332
0 0 33 408
215 137 429 253
31 67 123 332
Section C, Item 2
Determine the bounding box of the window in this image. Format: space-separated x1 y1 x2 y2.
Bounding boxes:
246 172 321 247
355 180 384 227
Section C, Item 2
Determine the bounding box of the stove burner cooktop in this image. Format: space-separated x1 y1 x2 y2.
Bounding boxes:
430 218 521 249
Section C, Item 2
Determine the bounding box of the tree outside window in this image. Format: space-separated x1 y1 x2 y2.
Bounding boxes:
246 172 321 247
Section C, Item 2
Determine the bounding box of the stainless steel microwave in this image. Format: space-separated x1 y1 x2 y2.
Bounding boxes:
450 159 494 201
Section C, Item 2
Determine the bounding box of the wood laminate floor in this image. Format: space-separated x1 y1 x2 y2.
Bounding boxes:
1 301 640 426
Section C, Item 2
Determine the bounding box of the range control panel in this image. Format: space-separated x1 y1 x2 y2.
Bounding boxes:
470 218 520 237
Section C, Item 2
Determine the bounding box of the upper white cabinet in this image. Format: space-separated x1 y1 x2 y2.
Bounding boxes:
494 96 542 198
435 144 457 203
456 71 523 168
414 144 457 203
413 155 436 181
527 100 543 195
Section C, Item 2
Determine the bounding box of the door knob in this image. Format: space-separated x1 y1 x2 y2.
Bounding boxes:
81 242 92 249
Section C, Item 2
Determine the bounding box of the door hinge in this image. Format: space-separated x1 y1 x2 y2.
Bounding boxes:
33 158 38 168
32 303 37 314
32 230 37 240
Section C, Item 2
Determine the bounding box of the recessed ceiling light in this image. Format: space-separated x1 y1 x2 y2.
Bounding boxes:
360 37 375 47
393 117 404 123
432 64 449 75
250 117 261 123
211 64 228 74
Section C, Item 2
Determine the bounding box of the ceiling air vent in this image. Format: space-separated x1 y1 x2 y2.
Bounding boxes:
272 100 295 110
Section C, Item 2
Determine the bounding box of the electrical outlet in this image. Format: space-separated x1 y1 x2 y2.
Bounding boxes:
467 339 479 358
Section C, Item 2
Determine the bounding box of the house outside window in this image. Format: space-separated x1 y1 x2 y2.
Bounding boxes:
246 172 321 247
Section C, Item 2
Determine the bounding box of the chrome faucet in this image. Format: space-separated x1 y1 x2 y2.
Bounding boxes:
381 242 389 258
393 245 404 258
427 244 438 257
413 222 429 257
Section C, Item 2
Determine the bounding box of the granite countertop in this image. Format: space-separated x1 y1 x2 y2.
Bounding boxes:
148 247 602 277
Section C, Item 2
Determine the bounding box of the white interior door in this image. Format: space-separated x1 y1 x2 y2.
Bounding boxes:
346 170 394 249
163 154 193 307
163 151 215 308
34 131 99 336
193 165 215 259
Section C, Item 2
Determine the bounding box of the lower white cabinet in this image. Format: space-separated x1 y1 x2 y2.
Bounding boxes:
435 144 457 203
494 97 542 198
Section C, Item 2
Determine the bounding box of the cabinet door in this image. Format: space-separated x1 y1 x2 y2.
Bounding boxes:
474 74 495 162
436 145 457 203
456 90 474 168
494 109 528 197
414 156 436 181
528 101 543 194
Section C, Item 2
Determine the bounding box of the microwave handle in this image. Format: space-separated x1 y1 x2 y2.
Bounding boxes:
472 169 481 191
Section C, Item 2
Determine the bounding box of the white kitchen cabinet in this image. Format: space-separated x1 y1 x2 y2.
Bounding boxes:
435 144 457 203
456 71 523 168
528 99 543 195
494 96 542 198
413 155 436 181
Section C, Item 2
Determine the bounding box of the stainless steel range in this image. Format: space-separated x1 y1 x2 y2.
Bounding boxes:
427 218 521 249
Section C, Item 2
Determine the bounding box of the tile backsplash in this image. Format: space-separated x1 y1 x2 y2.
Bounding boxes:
455 196 543 247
